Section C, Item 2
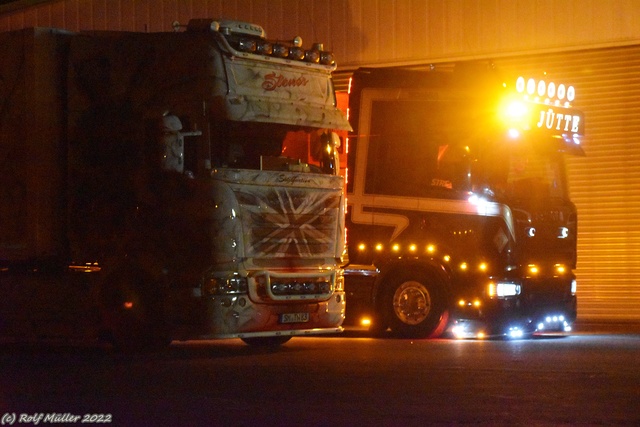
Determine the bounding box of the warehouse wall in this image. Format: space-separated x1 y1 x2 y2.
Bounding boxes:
2 0 640 69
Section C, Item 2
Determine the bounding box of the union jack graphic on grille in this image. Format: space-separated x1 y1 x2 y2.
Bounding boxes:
234 187 341 258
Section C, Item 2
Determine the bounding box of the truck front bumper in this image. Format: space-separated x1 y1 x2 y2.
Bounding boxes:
451 276 577 338
203 291 346 339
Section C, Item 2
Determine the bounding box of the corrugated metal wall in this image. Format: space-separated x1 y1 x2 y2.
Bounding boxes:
2 1 640 68
2 0 640 321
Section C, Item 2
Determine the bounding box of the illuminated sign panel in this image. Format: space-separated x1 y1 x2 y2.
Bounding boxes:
532 104 584 135
513 76 585 138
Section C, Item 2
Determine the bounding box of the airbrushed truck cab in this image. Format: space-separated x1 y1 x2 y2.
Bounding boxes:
0 19 350 349
179 20 352 342
343 64 583 338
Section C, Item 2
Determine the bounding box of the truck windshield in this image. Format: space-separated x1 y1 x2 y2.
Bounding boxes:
361 97 569 202
212 121 340 175
478 140 568 203
363 99 475 197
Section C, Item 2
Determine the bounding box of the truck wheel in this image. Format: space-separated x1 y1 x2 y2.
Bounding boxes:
241 336 292 347
99 266 171 353
380 269 447 338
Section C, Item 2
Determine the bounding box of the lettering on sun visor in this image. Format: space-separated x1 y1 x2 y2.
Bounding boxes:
536 107 582 134
262 72 310 91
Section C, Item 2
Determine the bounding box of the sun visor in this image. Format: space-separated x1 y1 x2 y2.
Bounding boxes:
225 94 352 131
221 55 352 131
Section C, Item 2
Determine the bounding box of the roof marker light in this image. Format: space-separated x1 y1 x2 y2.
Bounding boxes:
516 76 576 104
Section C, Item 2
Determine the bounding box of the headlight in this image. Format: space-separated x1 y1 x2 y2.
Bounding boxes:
319 51 335 65
205 274 248 295
488 282 521 298
255 272 338 299
272 43 288 58
288 46 305 60
256 40 273 55
236 38 257 53
270 279 332 296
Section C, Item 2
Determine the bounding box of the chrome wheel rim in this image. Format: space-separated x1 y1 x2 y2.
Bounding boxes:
392 281 432 325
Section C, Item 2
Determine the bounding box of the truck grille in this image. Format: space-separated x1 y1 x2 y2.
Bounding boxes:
234 187 341 258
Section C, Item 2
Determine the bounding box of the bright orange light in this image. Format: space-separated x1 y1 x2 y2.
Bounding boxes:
504 100 528 120
460 262 468 271
426 244 435 254
123 301 134 310
409 244 417 252
392 244 400 252
499 97 530 132
458 299 466 306
358 243 366 251
375 243 383 251
360 317 371 327
479 262 488 272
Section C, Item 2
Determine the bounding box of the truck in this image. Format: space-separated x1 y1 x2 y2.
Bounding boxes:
342 64 584 338
0 18 351 350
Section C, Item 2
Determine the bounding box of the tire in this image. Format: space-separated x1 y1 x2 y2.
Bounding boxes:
379 268 447 338
99 265 171 353
241 336 292 347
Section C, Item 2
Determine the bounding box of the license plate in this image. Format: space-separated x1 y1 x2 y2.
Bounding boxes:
280 312 310 324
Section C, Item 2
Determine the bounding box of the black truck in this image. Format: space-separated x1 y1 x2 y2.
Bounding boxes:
342 64 584 338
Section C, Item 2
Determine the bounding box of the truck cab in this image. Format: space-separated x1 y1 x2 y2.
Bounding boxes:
343 64 583 338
